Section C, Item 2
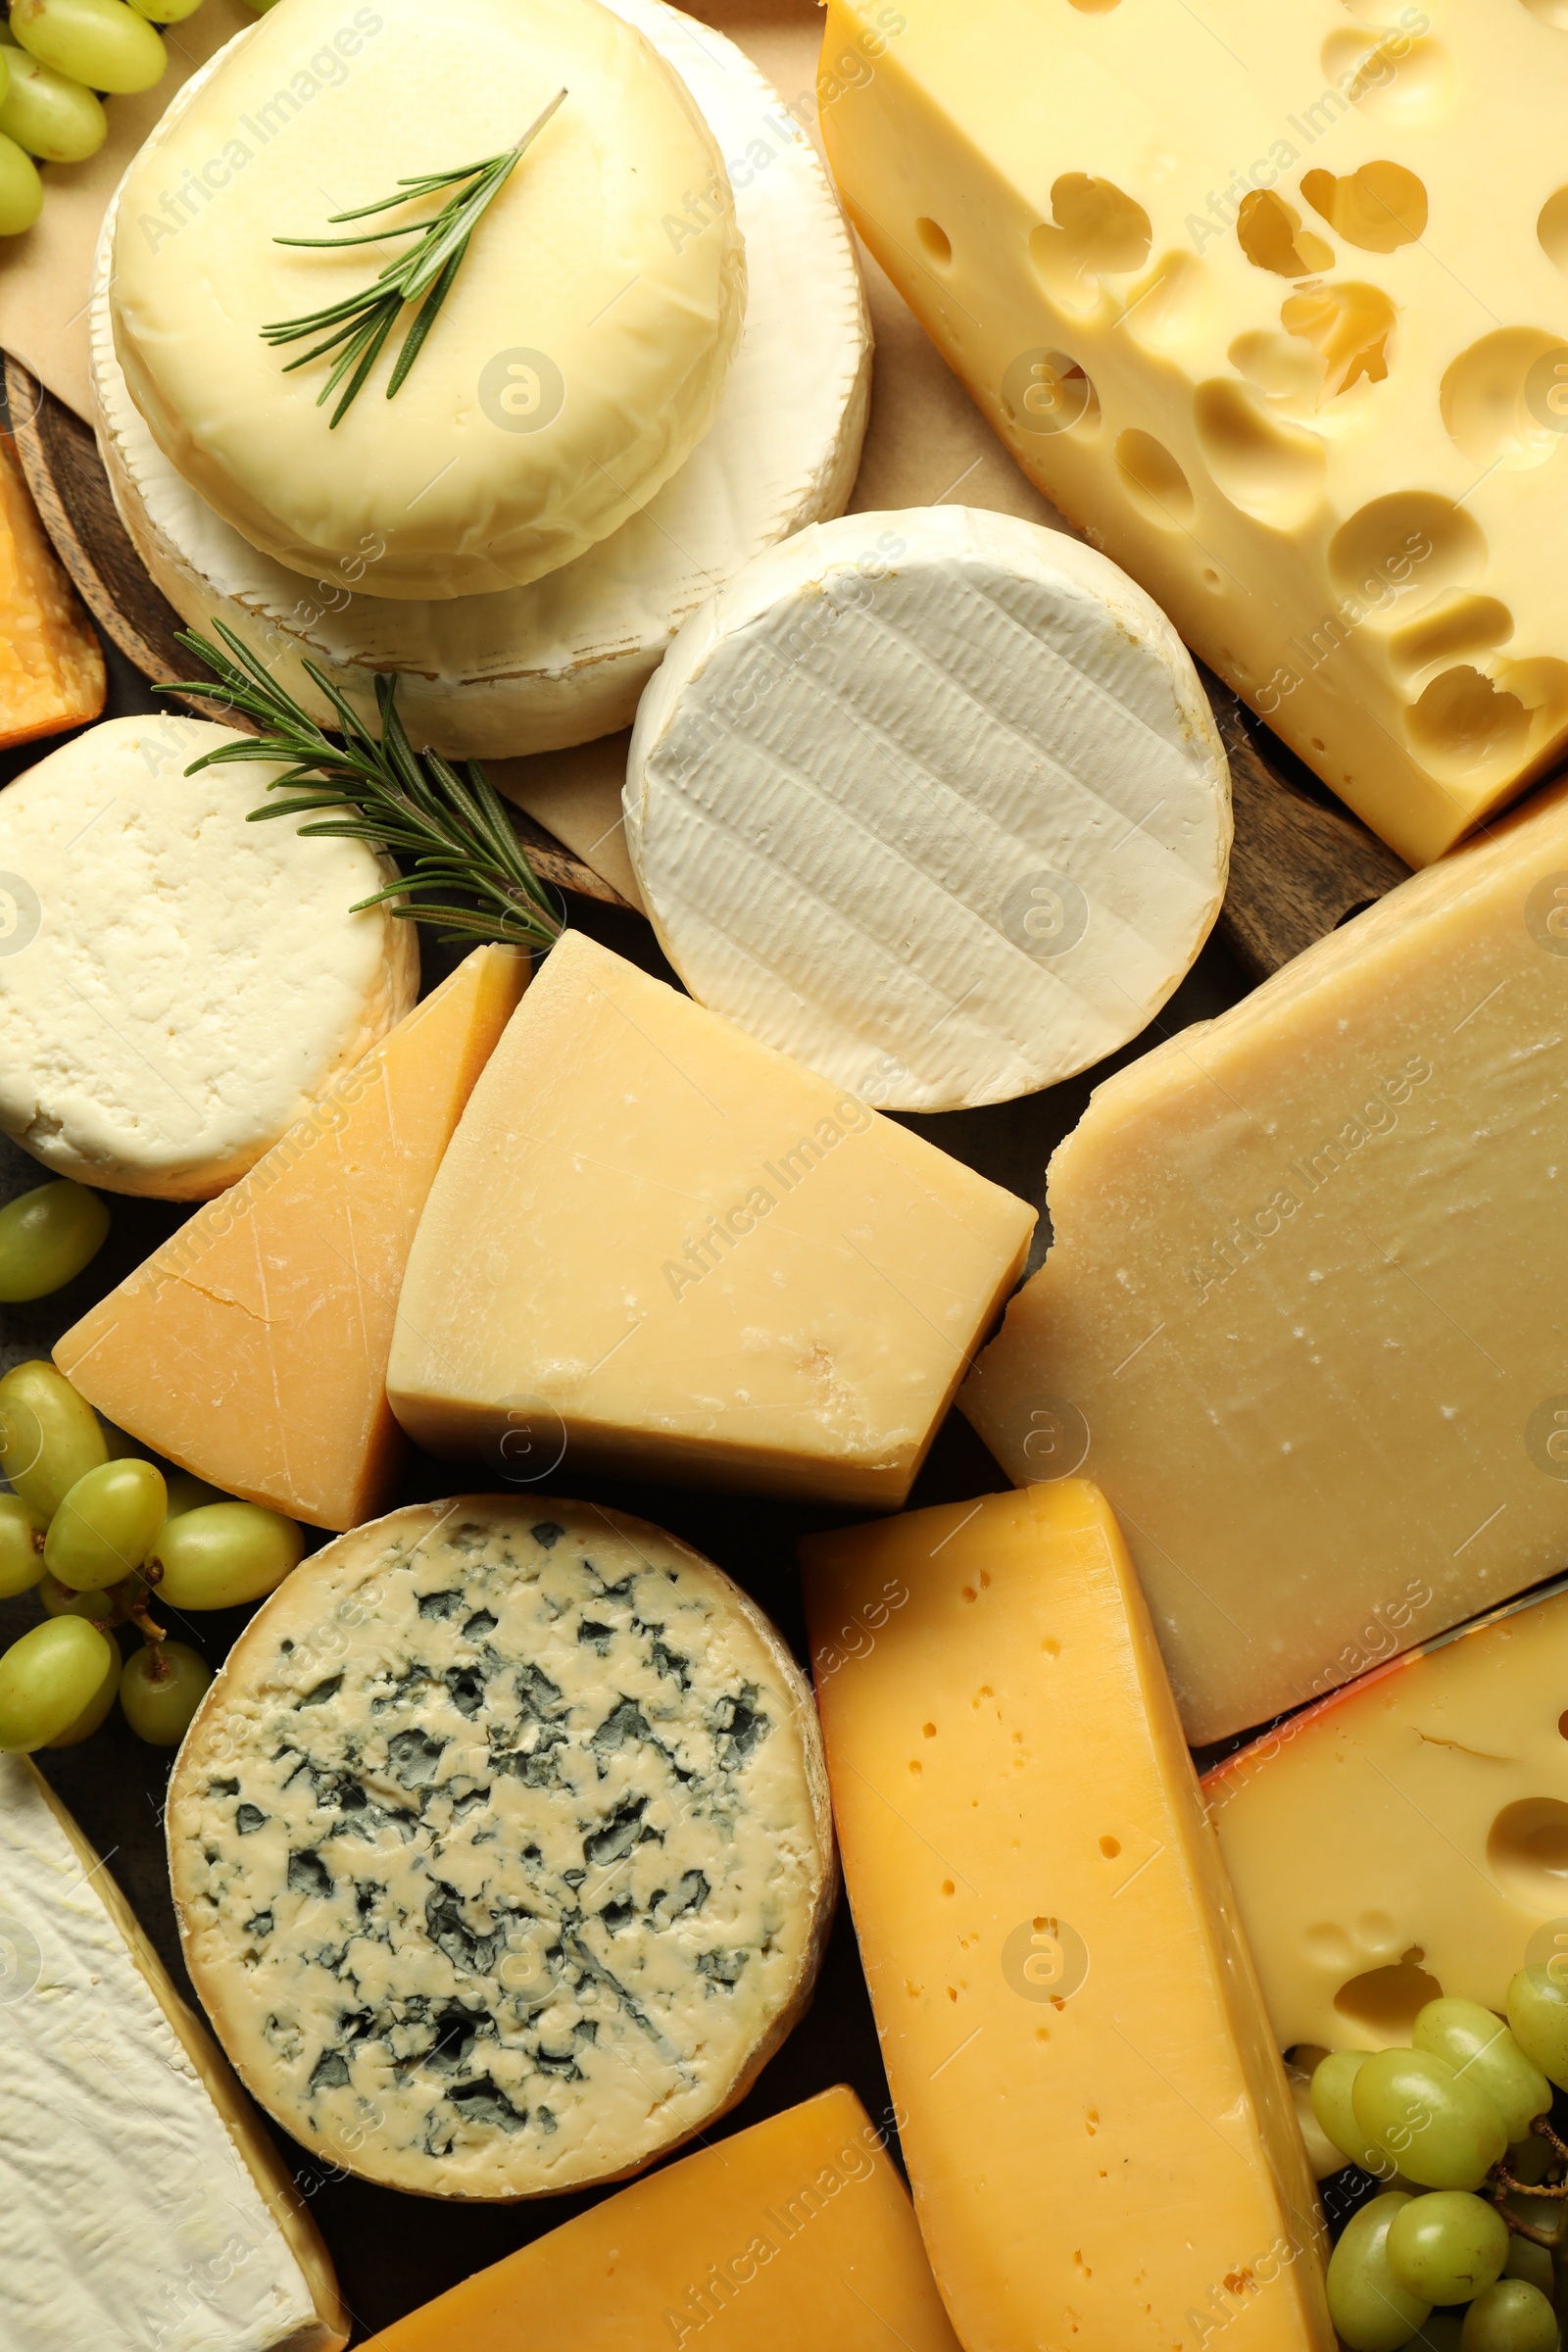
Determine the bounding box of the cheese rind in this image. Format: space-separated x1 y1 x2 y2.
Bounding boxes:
386 930 1036 1506
0 714 416 1200
1204 1579 1568 2056
0 431 105 751
802 1483 1332 2352
624 505 1230 1110
0 1753 347 2352
961 779 1568 1744
91 0 869 759
359 2086 962 2350
55 946 524 1532
168 1495 836 2200
111 0 745 599
817 0 1568 864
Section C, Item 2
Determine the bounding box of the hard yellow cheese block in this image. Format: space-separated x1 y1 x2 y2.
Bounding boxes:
818 0 1568 865
387 931 1034 1506
1205 1579 1568 2056
961 781 1568 1744
360 2086 961 2350
0 432 105 749
801 1484 1332 2352
56 946 525 1530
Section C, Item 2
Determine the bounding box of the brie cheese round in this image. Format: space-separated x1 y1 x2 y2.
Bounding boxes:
624 508 1233 1112
109 0 745 599
91 0 869 759
0 715 416 1200
168 1496 836 2201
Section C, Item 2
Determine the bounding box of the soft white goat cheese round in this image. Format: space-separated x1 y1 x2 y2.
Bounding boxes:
0 715 416 1200
109 0 746 599
624 508 1233 1111
169 1495 836 2200
91 0 868 759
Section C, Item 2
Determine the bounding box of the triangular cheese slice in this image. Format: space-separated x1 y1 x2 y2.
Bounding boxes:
57 946 526 1530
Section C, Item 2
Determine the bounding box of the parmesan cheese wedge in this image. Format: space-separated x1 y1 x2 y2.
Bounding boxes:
92 2 868 753
624 508 1231 1110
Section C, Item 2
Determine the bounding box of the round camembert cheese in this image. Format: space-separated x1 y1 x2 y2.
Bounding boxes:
91 0 869 759
624 507 1233 1111
168 1497 836 2199
0 715 416 1200
110 0 746 599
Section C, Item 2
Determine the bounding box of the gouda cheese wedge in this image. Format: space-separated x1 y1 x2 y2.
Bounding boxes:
0 432 105 751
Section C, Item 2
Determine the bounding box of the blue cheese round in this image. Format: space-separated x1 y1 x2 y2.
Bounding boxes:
168 1496 834 2199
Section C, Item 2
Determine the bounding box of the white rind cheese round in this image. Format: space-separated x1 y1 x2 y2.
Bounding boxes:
109 0 746 599
624 508 1233 1112
0 714 416 1200
167 1496 836 2200
91 0 869 760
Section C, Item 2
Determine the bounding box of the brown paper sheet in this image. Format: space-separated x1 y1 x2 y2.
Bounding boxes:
0 0 1065 907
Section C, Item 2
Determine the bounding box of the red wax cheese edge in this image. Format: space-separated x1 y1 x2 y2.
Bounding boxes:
802 1482 1334 2351
55 944 527 1531
357 2085 962 2351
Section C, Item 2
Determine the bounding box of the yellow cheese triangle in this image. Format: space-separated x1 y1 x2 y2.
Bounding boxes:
802 1484 1334 2350
56 946 526 1531
359 2085 962 2351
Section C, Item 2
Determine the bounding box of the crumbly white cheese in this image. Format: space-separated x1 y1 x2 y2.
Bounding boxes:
91 0 869 759
0 715 416 1200
109 0 745 599
624 507 1233 1111
0 1755 337 2352
169 1498 835 2200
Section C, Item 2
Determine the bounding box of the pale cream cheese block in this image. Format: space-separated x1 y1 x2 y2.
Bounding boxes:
385 931 1036 1506
1204 1579 1568 2057
0 1753 347 2352
817 0 1568 866
91 0 868 758
0 714 416 1200
167 1496 836 2200
624 506 1231 1111
961 778 1568 1746
110 0 745 599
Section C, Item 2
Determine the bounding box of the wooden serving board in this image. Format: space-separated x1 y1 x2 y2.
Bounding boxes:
5 353 1412 974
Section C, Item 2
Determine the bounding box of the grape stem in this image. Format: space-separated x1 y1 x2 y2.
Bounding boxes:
127 1589 168 1649
1531 2114 1568 2164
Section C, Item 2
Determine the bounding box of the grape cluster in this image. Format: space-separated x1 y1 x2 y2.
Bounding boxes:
0 0 277 238
0 1358 304 1750
1313 1991 1568 2350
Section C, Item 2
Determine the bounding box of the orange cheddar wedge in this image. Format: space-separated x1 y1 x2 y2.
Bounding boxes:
56 945 526 1531
359 2085 961 2352
0 432 105 750
802 1484 1334 2352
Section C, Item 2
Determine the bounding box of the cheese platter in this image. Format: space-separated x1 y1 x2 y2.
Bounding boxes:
1 0 1568 2347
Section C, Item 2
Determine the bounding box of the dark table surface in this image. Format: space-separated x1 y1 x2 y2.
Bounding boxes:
0 625 1258 2342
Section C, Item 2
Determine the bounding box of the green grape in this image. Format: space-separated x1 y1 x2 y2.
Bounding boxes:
45 1459 167 1592
9 0 166 95
0 128 41 235
1459 2278 1560 2351
125 0 205 17
0 1618 113 1750
1504 2134 1557 2188
1328 2192 1432 2352
1314 2050 1414 2180
160 1470 226 1521
45 1639 120 1747
0 50 104 162
47 1463 168 1593
120 1641 211 1746
37 1569 122 1626
0 1180 110 1299
0 1494 47 1597
1385 2190 1509 2304
1503 2232 1555 2296
148 1501 304 1610
1352 2048 1509 2190
1414 2001 1552 2143
0 1360 107 1518
1507 1969 1568 2091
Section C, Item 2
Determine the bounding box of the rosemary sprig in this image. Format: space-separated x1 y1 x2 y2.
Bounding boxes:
160 621 563 953
261 86 567 427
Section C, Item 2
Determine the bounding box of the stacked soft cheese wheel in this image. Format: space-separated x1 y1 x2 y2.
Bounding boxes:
92 0 872 754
